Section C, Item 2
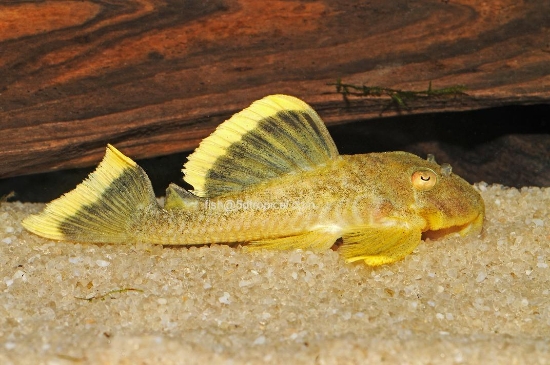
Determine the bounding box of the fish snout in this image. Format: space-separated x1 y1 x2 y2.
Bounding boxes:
419 181 485 239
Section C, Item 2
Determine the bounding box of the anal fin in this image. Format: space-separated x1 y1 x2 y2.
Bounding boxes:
340 226 422 266
245 226 342 252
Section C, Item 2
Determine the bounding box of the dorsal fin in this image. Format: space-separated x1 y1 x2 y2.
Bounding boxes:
182 94 339 197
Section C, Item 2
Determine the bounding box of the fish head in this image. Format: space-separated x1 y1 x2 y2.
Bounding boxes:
377 152 484 237
401 152 485 237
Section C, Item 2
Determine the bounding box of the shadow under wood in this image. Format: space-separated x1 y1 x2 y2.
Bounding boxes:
330 104 549 188
1 104 548 202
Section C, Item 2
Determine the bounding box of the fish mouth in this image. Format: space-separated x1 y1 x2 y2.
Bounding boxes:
422 212 484 241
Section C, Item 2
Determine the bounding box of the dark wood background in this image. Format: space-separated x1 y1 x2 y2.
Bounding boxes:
1 0 549 193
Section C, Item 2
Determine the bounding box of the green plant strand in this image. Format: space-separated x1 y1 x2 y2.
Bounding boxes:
75 288 143 301
329 79 467 111
0 191 15 208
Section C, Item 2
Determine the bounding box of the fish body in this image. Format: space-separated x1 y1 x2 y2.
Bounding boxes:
22 95 484 266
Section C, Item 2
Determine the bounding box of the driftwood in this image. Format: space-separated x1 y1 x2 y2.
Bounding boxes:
1 0 549 178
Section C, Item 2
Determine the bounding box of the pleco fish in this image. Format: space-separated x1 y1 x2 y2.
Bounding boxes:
22 95 485 266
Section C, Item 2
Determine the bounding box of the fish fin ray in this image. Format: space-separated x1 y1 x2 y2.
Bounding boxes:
183 95 339 197
340 226 422 266
245 228 341 252
22 145 158 243
164 183 201 210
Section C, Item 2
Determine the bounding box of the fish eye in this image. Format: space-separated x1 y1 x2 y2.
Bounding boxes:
411 169 438 190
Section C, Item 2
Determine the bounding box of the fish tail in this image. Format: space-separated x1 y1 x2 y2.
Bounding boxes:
22 145 158 243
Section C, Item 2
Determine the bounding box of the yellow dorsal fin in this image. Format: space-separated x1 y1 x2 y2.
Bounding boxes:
182 94 339 197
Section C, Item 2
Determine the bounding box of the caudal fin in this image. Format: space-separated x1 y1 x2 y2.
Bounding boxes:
22 145 158 243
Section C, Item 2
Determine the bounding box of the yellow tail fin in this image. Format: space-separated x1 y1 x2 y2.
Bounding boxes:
22 145 158 243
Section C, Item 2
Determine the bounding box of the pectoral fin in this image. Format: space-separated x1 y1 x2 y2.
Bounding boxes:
340 226 422 266
245 227 341 252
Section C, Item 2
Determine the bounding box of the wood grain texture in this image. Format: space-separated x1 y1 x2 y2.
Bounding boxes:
1 0 549 178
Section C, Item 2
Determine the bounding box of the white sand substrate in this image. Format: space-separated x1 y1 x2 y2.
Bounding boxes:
0 183 549 364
